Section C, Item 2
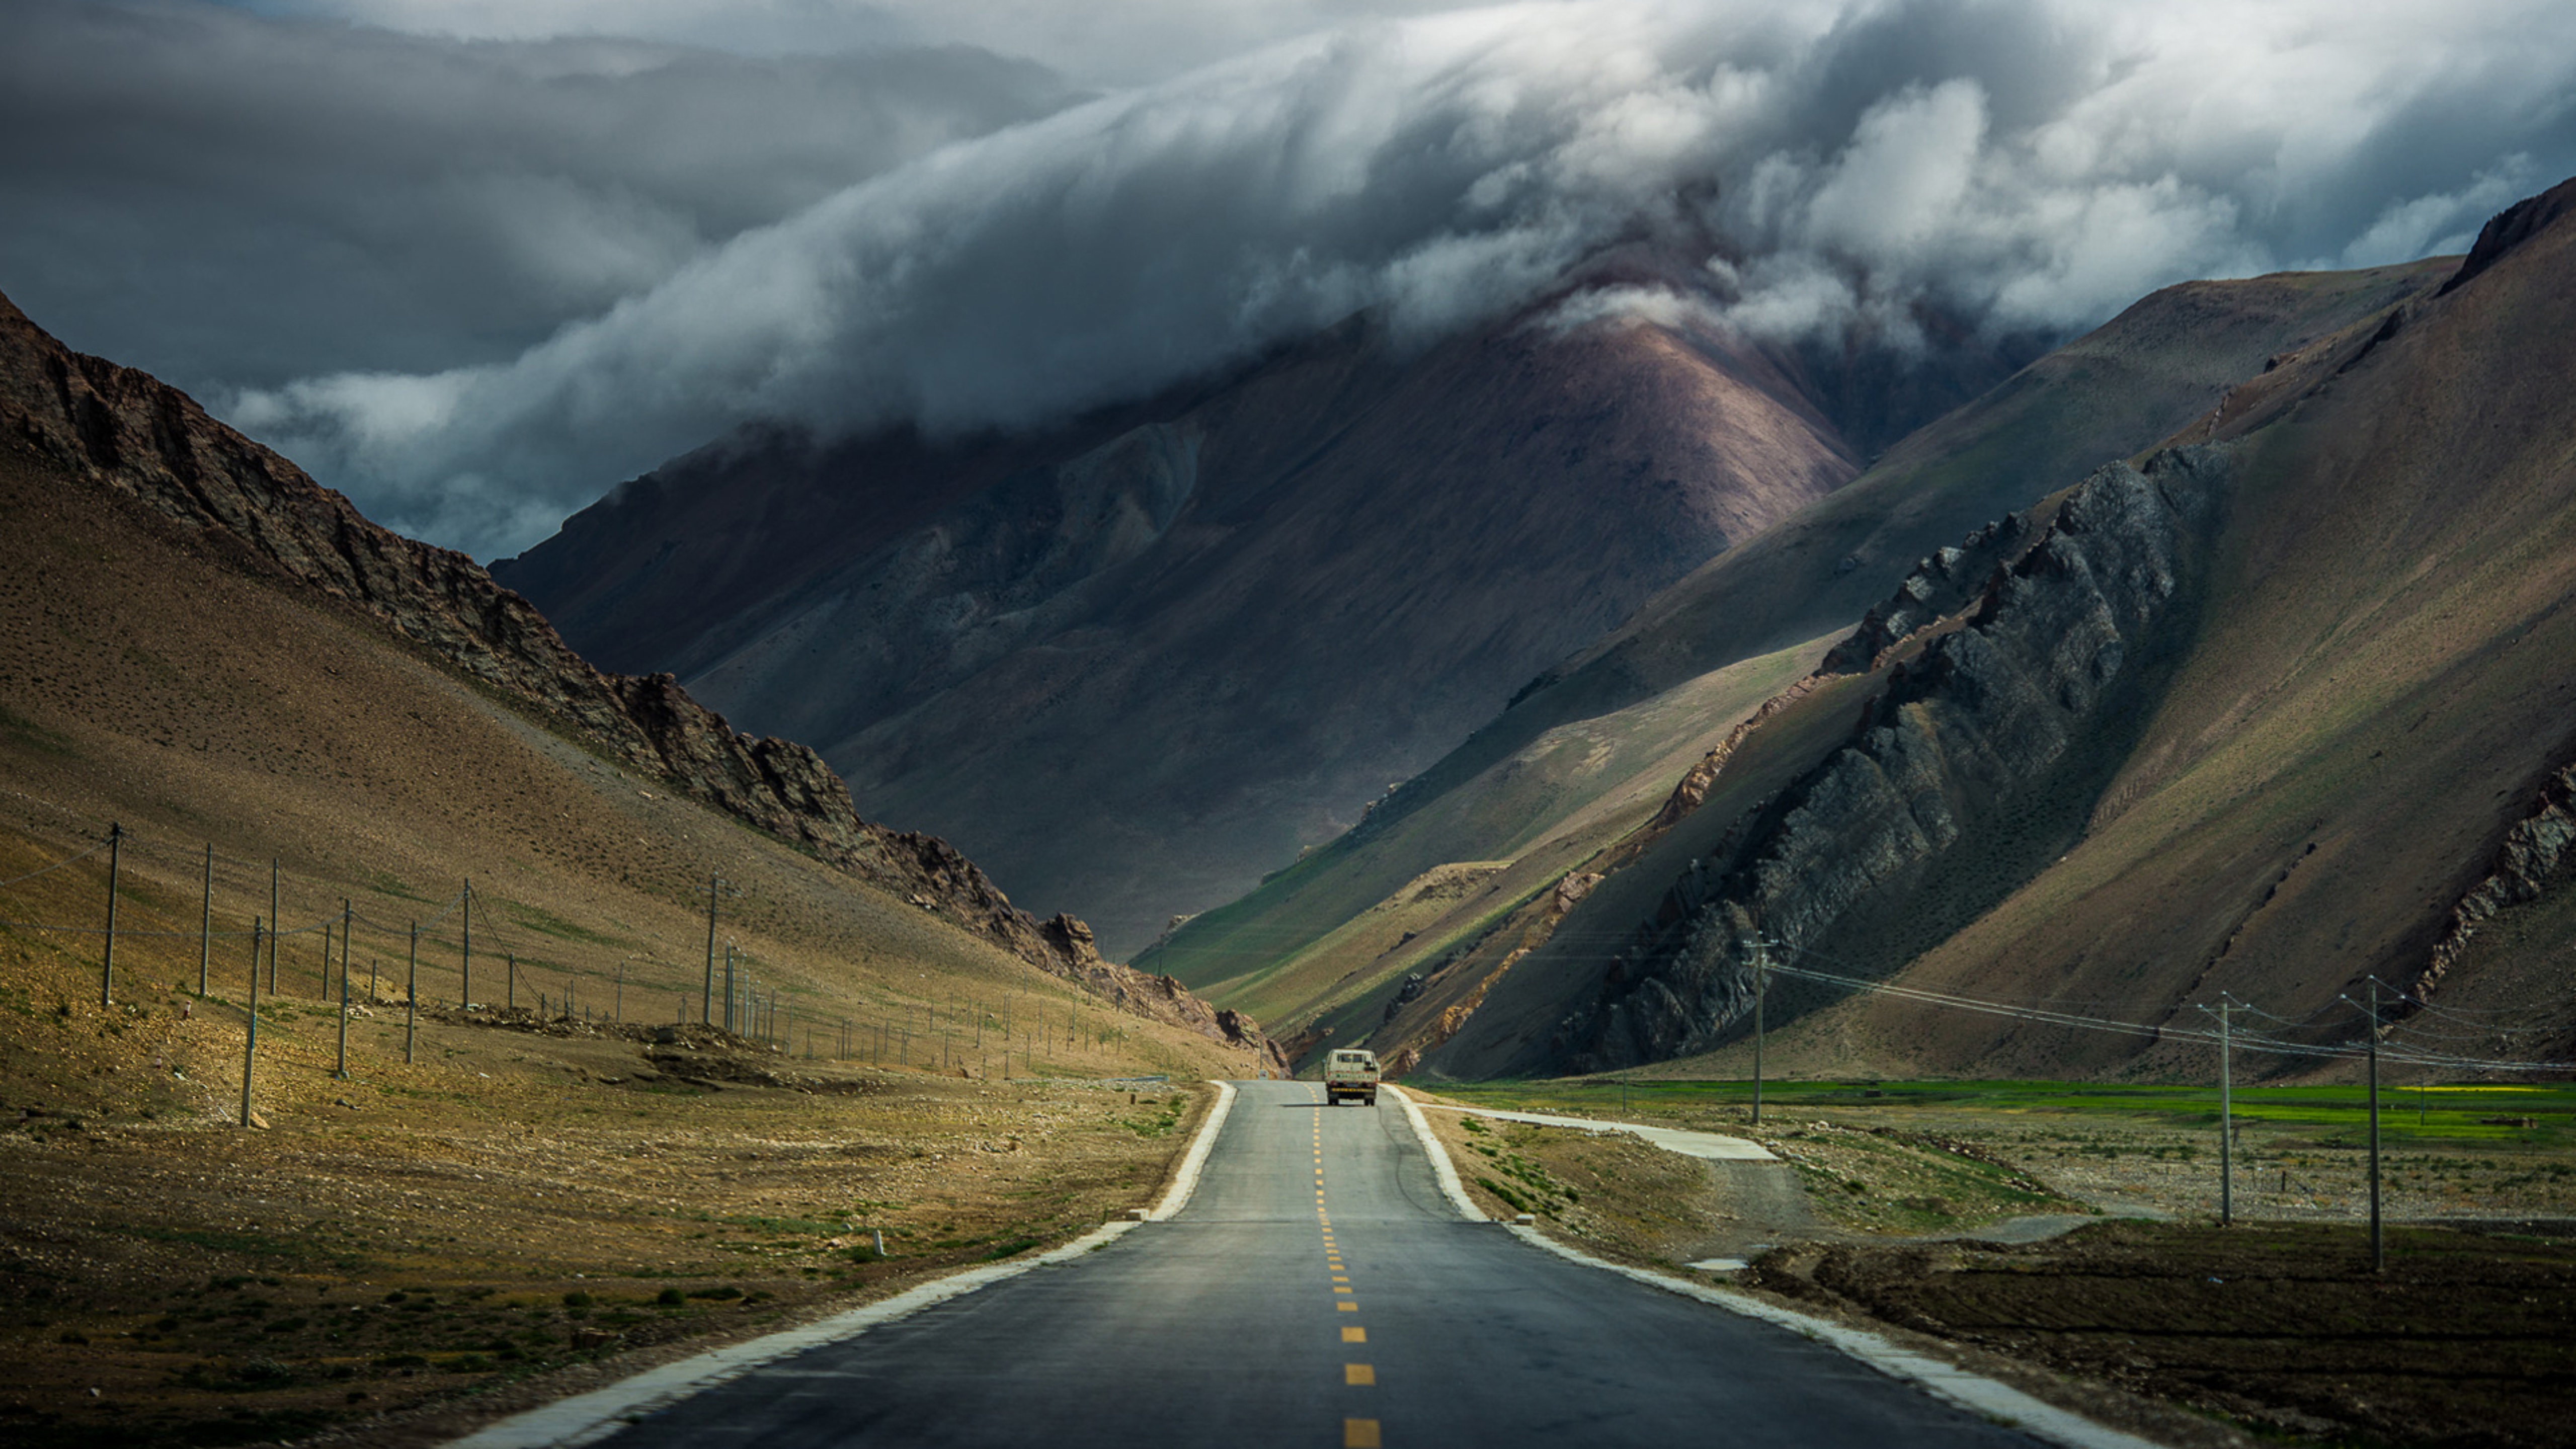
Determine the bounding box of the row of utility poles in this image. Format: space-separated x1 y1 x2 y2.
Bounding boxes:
1692 933 2405 1269
2203 983 2396 1269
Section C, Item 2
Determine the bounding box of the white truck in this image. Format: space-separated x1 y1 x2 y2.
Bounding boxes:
1323 1048 1380 1106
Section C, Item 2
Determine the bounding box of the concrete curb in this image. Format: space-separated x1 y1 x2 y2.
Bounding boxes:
444 1078 1239 1447
1150 1079 1237 1220
1389 1086 2165 1449
1384 1085 1484 1221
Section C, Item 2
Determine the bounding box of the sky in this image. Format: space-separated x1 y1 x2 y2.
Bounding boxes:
5 0 2574 559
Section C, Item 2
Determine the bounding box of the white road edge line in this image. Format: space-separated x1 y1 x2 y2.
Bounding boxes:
1386 1084 1485 1221
1150 1078 1238 1220
1386 1085 2167 1449
444 1079 1241 1449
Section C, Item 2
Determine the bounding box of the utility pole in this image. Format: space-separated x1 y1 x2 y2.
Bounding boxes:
724 942 737 1033
460 881 472 1010
1742 934 1772 1126
100 823 123 1008
2365 980 2384 1273
2219 998 2235 1227
405 922 419 1065
198 843 213 996
701 872 724 1025
335 949 350 1080
242 918 261 1126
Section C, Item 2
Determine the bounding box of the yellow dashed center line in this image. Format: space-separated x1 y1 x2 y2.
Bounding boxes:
1313 1110 1376 1446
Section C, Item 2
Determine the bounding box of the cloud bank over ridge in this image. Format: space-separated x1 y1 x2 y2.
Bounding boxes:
17 0 2576 557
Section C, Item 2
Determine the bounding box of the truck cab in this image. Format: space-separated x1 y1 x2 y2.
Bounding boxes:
1323 1049 1380 1106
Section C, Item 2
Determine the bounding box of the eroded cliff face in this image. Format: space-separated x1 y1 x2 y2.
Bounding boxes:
1552 450 2223 1071
0 290 1278 1064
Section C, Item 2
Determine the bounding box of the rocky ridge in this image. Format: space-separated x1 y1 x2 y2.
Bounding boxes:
0 289 1278 1064
1551 451 2222 1070
2418 757 2576 1000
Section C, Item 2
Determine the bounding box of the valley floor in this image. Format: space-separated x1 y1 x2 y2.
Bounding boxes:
1411 1079 2575 1448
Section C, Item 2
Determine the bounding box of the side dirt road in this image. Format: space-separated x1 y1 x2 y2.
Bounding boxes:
1 1007 1212 1449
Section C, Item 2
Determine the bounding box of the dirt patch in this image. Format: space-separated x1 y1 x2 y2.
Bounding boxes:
1421 1107 1751 1262
1750 1219 2576 1448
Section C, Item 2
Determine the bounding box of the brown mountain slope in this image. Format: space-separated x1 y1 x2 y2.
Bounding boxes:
1143 262 2447 1031
0 290 1275 1058
1422 178 2576 1080
494 256 2021 953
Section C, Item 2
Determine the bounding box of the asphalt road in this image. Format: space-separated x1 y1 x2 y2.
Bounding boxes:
600 1081 2047 1448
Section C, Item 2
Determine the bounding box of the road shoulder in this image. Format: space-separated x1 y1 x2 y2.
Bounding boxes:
442 1080 1241 1448
1387 1084 2201 1449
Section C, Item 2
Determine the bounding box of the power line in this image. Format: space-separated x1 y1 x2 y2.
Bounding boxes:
0 833 109 890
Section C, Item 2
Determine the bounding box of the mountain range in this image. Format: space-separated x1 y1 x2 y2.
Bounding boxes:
17 170 2574 1088
1152 177 2576 1081
494 248 2037 955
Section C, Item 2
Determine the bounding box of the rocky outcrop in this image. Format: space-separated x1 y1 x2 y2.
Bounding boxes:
1815 512 2039 675
1031 913 1293 1074
2416 758 2576 998
1381 972 1428 1022
2439 174 2576 296
1642 511 2042 841
0 289 1276 1061
1646 679 1823 832
1554 451 2221 1070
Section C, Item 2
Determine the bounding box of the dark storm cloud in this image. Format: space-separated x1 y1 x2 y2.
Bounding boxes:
14 0 2576 558
0 0 1081 391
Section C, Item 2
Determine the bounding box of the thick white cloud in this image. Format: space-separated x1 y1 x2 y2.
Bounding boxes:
19 0 2576 556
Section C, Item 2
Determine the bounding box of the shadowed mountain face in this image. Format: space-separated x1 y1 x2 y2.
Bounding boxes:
1141 259 2450 1038
498 262 2029 953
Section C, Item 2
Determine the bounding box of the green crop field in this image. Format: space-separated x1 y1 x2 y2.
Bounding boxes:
1432 1077 2576 1148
